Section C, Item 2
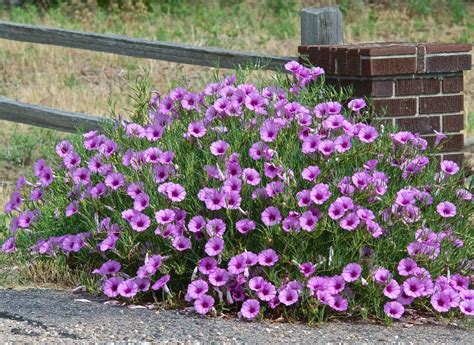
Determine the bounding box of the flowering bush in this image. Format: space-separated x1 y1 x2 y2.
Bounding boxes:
2 61 473 322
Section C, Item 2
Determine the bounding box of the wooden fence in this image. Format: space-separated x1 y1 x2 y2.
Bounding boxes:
0 6 343 132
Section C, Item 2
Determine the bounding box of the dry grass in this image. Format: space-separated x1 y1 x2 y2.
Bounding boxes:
0 0 473 208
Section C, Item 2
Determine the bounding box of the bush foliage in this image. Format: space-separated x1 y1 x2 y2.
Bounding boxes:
2 62 473 321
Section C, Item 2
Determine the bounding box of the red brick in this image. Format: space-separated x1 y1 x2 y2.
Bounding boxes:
336 79 393 97
335 49 348 75
358 44 417 56
373 98 417 117
424 43 471 54
416 44 426 73
346 48 361 75
361 57 417 76
419 95 463 114
298 46 309 54
422 133 464 152
443 76 464 93
426 54 471 73
442 114 464 132
396 78 440 96
396 116 440 134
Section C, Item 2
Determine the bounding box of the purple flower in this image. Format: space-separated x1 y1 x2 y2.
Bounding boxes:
105 173 125 190
93 260 121 276
257 282 276 301
278 288 299 306
301 165 320 182
187 279 208 300
460 300 474 316
384 301 404 319
358 125 378 143
335 135 352 153
249 276 266 291
172 236 191 251
339 212 360 231
258 249 279 267
160 183 186 202
228 254 246 275
440 160 459 176
299 211 318 231
299 262 316 277
133 193 149 211
430 291 453 312
328 201 346 220
434 130 447 147
342 263 362 282
194 294 214 315
209 268 228 287
384 279 401 299
240 299 260 319
397 258 418 276
55 140 73 158
236 219 256 234
310 183 331 205
330 295 348 311
318 140 335 156
436 201 456 218
210 140 229 156
242 168 260 186
151 274 170 291
198 257 217 275
260 120 280 142
188 216 206 233
348 98 366 112
373 268 391 284
205 237 224 256
155 209 175 224
261 207 282 226
103 277 122 298
129 213 150 232
188 121 207 138
1 237 15 253
118 279 138 298
403 277 425 298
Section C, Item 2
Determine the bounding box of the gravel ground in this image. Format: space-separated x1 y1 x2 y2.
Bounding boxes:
0 289 472 343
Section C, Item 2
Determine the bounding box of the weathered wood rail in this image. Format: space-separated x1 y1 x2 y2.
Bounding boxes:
0 7 343 132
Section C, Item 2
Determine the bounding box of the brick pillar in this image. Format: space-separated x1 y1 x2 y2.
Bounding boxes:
298 43 472 163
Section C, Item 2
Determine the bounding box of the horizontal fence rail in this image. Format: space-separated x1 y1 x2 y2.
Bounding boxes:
0 97 106 132
0 21 295 70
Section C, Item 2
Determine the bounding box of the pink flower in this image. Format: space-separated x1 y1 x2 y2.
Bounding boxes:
436 201 456 218
358 125 378 143
384 279 401 299
205 237 224 256
240 299 260 319
194 295 214 315
384 301 404 319
172 236 191 251
342 263 362 282
278 288 299 306
188 121 207 138
258 249 279 267
155 209 175 224
310 183 331 205
460 300 474 316
210 140 229 156
301 166 320 182
261 207 282 226
440 160 459 176
299 262 316 277
118 279 138 298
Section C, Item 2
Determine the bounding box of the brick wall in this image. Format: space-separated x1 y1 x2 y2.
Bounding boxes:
298 43 472 164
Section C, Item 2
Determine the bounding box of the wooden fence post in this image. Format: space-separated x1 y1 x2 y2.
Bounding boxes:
301 7 344 45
